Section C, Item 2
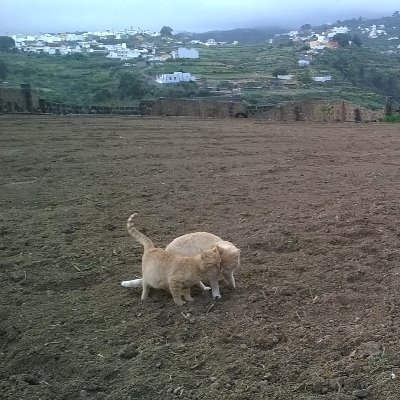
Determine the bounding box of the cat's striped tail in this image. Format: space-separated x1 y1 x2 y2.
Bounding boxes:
127 213 154 251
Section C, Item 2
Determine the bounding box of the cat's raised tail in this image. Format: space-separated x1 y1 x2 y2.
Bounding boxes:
127 213 154 251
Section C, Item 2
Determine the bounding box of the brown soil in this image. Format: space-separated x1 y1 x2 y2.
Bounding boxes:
1 115 400 400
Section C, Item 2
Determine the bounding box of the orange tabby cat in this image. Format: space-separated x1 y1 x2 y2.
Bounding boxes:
121 214 222 306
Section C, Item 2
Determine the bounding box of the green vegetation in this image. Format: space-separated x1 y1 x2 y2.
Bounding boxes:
0 42 392 109
118 71 150 99
0 52 213 105
0 36 15 51
1 12 400 110
314 48 400 101
0 53 120 104
332 33 362 47
384 114 400 123
160 26 174 37
0 59 7 79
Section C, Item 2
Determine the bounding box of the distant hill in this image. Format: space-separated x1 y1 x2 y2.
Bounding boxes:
311 11 400 50
177 11 400 47
319 11 400 32
176 27 288 44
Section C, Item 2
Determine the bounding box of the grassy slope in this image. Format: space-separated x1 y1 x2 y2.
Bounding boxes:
147 45 386 109
0 42 392 109
1 53 123 104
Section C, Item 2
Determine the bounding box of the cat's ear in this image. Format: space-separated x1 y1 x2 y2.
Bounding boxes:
200 249 208 261
214 244 223 255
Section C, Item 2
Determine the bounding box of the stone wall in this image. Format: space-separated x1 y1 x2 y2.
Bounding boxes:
148 98 383 122
0 86 385 122
250 100 384 122
149 98 248 118
0 85 40 112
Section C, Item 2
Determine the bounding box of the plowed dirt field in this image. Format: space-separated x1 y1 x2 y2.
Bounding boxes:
1 115 400 400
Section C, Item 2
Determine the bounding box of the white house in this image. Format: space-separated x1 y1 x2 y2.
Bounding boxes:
205 39 217 46
65 33 85 42
177 47 199 59
12 34 29 42
106 48 142 60
368 25 387 38
327 26 349 38
156 72 196 84
37 34 63 43
277 74 294 80
288 30 299 37
92 30 115 37
298 59 310 67
312 76 332 83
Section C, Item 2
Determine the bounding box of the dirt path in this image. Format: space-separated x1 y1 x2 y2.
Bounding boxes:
1 115 400 399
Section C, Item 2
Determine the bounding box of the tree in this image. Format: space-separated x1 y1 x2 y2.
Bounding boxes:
0 59 7 79
300 24 312 33
92 88 112 103
118 72 151 99
272 67 288 77
352 35 362 47
160 26 173 37
0 36 15 51
297 70 313 85
332 33 352 48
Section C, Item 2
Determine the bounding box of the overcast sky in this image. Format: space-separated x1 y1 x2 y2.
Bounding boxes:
1 1 399 35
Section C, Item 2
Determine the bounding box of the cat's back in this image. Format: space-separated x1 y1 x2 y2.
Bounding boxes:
142 248 179 289
166 232 222 256
143 247 173 265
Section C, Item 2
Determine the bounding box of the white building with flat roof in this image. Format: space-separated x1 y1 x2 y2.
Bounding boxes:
156 72 196 84
176 47 199 59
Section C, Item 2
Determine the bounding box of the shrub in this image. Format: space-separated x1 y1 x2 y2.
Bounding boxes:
383 114 400 123
0 59 7 79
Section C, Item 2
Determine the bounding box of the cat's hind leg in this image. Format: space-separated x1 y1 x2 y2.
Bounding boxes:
141 281 151 303
182 288 193 302
169 280 185 306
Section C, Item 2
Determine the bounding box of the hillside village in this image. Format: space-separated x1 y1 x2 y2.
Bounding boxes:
1 12 399 111
12 28 222 60
9 18 400 86
11 21 400 60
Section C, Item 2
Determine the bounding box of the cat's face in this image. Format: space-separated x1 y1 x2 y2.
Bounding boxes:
220 247 241 270
200 246 222 274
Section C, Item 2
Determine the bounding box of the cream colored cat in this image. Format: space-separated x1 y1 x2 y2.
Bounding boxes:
124 230 240 299
166 232 240 299
121 214 222 306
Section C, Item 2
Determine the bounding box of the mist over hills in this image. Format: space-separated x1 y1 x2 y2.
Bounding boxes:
177 27 287 44
178 11 400 45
